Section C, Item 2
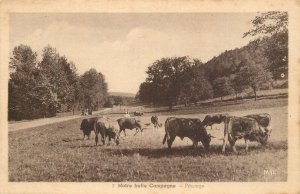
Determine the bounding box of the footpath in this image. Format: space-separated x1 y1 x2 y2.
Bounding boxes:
8 108 111 132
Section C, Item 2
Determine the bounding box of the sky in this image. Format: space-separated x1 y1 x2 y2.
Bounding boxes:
10 13 258 94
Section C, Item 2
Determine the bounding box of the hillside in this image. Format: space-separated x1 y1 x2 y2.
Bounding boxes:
108 92 136 98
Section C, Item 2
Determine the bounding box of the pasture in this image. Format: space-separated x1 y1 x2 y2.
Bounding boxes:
9 98 288 182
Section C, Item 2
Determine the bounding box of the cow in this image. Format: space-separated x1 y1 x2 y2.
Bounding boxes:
95 117 120 146
117 117 143 136
80 117 98 140
202 113 229 129
151 115 162 128
162 117 214 150
245 113 272 135
134 111 144 116
222 116 269 153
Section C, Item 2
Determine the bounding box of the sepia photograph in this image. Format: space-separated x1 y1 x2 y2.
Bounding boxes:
0 0 299 194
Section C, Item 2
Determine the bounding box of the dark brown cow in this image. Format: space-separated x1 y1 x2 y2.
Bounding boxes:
95 117 120 146
162 117 214 150
117 117 143 136
202 113 229 129
80 117 98 140
151 115 162 128
222 116 269 153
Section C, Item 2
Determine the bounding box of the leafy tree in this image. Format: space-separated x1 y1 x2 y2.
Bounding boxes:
180 65 213 105
230 74 246 100
80 69 108 110
212 76 234 101
140 56 192 109
9 45 57 120
235 59 273 101
39 46 79 112
244 11 288 79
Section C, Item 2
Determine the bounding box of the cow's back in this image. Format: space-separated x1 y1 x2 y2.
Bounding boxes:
245 113 271 128
230 117 260 138
165 117 202 138
118 117 137 129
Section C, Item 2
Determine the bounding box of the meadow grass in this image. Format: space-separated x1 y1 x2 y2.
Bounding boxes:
9 98 287 182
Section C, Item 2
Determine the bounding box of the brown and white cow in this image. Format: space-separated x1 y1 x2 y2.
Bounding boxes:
163 117 214 150
222 116 269 153
117 117 143 136
95 117 120 146
245 113 272 135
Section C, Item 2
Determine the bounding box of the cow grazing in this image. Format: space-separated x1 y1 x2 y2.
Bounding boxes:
245 113 272 135
117 117 143 136
151 115 162 128
222 116 269 153
202 113 229 129
162 117 214 150
80 117 98 140
95 117 120 146
134 111 144 116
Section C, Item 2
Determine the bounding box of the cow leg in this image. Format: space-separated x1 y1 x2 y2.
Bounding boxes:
95 133 98 146
101 131 106 145
107 136 111 146
245 139 249 152
192 140 198 148
230 140 238 154
167 136 175 149
222 118 231 153
134 128 140 136
222 131 229 153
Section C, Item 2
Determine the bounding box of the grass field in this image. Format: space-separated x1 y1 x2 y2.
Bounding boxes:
8 98 288 182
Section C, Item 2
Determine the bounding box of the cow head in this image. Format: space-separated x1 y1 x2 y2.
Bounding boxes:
195 120 214 150
202 115 211 127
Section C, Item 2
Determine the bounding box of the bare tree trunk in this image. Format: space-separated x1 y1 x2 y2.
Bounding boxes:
254 88 257 101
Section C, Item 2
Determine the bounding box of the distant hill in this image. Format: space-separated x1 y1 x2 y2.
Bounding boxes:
108 92 136 98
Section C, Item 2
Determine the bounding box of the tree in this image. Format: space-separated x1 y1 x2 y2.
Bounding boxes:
235 59 273 101
212 76 234 101
80 69 108 110
230 74 247 100
9 45 57 120
244 11 288 79
180 65 213 105
39 46 80 112
140 56 192 109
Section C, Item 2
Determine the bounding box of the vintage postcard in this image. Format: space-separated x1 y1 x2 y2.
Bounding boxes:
0 0 299 194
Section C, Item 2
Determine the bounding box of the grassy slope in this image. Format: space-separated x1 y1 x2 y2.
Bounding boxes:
9 98 288 182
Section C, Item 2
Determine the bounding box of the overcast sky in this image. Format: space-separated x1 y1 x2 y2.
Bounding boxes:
10 13 257 94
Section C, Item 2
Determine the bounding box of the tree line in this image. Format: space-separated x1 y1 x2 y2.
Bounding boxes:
137 12 288 109
9 45 108 120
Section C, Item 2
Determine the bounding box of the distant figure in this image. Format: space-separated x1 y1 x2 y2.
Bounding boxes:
151 115 162 128
133 111 144 116
124 110 130 118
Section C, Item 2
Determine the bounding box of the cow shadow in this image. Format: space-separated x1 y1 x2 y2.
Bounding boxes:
105 145 216 158
104 140 287 158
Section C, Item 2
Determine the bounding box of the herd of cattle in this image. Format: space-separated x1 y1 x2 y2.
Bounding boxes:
80 112 271 153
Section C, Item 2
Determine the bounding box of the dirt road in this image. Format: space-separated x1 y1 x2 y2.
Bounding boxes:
8 108 111 132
